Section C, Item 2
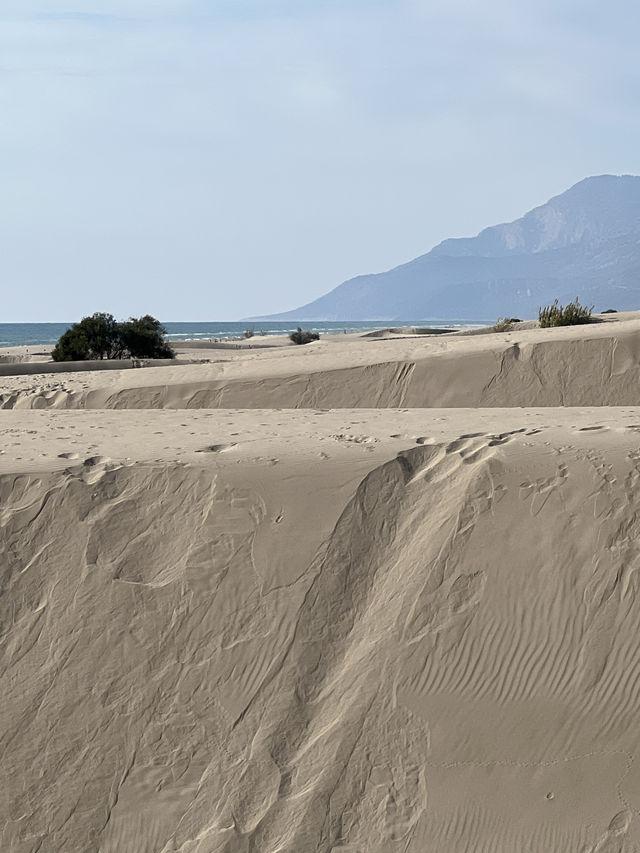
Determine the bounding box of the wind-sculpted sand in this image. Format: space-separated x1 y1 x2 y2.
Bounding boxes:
3 317 640 851
3 313 640 410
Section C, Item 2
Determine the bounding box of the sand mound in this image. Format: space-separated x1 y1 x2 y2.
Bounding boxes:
3 412 640 851
4 317 640 410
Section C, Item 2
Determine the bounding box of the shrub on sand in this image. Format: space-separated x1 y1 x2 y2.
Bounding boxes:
538 298 593 328
52 313 174 361
117 315 175 359
290 327 320 345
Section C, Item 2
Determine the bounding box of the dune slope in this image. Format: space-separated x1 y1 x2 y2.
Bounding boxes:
3 414 640 851
4 318 640 410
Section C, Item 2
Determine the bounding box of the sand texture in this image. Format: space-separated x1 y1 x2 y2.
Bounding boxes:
2 313 640 410
3 317 640 851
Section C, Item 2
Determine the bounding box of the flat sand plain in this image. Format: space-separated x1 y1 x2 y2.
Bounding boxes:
3 316 640 851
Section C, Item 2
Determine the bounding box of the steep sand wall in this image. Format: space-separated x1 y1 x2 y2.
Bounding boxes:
3 330 640 409
3 430 640 851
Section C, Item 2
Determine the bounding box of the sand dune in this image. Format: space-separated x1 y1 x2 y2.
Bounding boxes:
4 317 640 851
3 315 640 410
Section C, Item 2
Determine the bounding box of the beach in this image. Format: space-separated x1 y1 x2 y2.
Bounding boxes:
2 314 640 851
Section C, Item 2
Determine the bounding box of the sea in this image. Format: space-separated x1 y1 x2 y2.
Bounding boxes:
0 320 491 348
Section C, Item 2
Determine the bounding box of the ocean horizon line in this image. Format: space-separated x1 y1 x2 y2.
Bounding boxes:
0 319 493 348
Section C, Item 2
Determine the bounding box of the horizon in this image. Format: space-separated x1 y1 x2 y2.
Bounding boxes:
3 2 640 322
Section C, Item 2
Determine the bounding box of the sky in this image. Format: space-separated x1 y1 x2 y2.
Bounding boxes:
2 0 640 321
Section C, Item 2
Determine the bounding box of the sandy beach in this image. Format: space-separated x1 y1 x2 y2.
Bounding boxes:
3 315 640 851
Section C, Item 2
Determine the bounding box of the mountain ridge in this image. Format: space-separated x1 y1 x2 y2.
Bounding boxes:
250 174 640 321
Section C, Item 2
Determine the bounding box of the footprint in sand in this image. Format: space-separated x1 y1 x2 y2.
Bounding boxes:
83 455 110 467
461 446 494 465
77 456 112 485
584 809 632 852
487 428 526 446
331 434 378 446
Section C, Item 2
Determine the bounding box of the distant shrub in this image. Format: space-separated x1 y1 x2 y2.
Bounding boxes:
290 327 320 345
538 298 593 328
118 315 175 359
52 312 120 361
602 308 617 314
493 318 513 332
243 328 255 338
51 325 91 362
52 313 174 361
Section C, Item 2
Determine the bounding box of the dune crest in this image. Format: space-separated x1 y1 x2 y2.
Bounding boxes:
4 314 640 411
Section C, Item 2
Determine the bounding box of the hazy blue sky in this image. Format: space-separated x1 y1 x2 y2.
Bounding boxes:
2 0 639 320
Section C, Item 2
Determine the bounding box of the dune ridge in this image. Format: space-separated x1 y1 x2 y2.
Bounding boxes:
3 318 640 410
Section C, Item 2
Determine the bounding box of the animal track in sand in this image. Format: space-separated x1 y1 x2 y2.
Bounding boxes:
196 443 237 453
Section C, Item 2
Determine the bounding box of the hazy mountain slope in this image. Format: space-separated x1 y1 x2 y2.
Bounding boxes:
257 175 640 320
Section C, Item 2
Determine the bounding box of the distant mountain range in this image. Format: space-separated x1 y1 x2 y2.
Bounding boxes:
251 174 640 321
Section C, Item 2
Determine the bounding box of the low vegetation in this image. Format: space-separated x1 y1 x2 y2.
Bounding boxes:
52 313 175 362
538 298 593 328
290 327 320 345
493 317 520 332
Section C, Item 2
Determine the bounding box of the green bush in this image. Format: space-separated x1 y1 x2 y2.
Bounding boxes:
52 313 121 361
538 298 593 328
52 313 175 361
118 315 175 359
289 327 320 345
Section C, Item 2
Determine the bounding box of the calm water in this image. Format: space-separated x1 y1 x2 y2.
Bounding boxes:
0 319 491 348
